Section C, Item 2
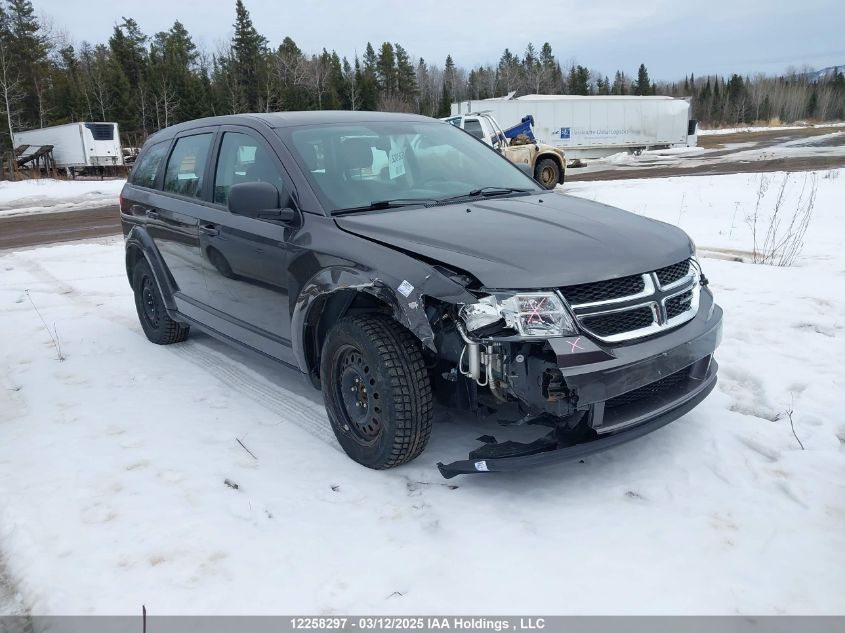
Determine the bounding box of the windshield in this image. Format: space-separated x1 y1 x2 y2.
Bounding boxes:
280 119 541 213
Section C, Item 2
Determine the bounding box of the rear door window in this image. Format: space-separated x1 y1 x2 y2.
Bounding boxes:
163 133 214 199
129 141 169 189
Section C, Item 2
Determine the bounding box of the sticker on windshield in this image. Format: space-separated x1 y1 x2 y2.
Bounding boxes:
388 150 406 179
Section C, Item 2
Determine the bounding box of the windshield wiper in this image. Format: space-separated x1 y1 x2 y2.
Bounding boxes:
334 198 438 215
436 186 534 205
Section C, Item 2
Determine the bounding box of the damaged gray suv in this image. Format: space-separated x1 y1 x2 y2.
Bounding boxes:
121 111 722 478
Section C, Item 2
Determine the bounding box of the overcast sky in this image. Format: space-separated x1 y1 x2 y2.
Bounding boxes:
41 0 844 80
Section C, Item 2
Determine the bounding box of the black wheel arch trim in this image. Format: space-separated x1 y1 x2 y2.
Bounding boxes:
125 225 179 313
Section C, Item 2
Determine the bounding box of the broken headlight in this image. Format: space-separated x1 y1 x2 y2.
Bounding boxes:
460 292 577 337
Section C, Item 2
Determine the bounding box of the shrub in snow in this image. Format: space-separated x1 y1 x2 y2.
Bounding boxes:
747 172 817 267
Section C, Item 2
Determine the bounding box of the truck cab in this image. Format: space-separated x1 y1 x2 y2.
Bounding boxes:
443 112 567 189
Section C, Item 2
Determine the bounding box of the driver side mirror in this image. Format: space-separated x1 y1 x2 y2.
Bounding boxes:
228 181 297 224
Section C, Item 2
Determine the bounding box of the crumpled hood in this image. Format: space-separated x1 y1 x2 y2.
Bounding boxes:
335 193 694 288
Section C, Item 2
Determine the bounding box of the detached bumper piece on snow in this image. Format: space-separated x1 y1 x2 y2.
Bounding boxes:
437 360 717 477
437 298 722 478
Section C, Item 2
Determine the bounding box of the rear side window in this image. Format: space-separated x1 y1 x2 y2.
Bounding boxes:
163 133 214 199
129 142 169 189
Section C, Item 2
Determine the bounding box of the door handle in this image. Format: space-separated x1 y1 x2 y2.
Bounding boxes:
145 209 159 220
199 224 220 237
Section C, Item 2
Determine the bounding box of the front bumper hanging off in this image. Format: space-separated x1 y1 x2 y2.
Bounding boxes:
436 298 723 479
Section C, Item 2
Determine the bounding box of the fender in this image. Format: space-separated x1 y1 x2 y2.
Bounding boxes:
124 225 179 313
290 263 476 375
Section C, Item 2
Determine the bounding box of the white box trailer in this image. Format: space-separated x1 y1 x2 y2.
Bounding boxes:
451 95 696 161
14 122 124 169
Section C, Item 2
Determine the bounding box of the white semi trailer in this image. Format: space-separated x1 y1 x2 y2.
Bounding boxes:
14 122 124 170
451 95 696 161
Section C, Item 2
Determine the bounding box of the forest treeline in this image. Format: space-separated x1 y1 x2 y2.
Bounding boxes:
1 0 843 147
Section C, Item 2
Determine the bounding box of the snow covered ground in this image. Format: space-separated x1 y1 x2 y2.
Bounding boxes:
0 170 843 615
0 559 24 616
698 122 845 135
0 178 125 218
581 130 845 174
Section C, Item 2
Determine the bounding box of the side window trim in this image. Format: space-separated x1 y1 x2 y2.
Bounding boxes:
161 127 219 203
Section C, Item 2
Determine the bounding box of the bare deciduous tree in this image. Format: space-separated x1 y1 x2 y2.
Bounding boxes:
0 37 23 148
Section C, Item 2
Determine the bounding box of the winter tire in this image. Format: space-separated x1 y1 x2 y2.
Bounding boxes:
321 315 433 469
132 259 189 345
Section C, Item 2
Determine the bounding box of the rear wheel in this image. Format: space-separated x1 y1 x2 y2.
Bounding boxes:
132 259 189 345
534 158 561 189
321 315 433 469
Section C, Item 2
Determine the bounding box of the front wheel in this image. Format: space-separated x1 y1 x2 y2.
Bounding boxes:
321 315 433 469
534 158 561 189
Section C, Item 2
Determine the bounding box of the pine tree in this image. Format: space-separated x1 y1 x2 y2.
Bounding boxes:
807 88 818 118
340 56 359 110
5 0 48 128
50 45 85 124
437 80 450 118
443 54 457 100
149 21 207 124
231 0 268 111
416 57 432 115
539 42 559 93
394 43 417 102
497 48 521 93
108 18 148 135
376 42 397 96
359 43 379 110
275 37 311 111
567 65 590 95
633 63 650 95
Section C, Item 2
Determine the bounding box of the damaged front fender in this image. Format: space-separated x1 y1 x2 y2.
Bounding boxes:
290 262 476 376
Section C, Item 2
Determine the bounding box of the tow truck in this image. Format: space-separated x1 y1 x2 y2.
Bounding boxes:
442 111 566 189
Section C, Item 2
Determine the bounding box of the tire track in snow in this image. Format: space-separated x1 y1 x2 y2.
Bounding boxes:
170 341 339 449
11 253 339 450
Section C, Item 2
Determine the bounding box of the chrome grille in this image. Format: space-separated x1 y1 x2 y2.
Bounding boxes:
561 259 700 343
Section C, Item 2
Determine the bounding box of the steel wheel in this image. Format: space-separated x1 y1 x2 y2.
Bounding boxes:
140 275 162 329
332 343 383 444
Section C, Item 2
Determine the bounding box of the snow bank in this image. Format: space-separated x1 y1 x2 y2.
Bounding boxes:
0 178 125 217
0 170 843 615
